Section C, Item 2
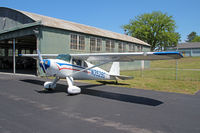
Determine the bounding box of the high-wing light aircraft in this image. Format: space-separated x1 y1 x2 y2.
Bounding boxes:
20 50 183 94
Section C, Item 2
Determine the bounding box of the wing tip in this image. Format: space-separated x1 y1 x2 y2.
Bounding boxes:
153 51 183 58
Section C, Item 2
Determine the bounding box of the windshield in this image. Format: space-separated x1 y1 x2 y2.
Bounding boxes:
56 54 71 62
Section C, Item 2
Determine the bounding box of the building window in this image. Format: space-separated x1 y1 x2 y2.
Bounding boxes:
106 40 115 52
136 45 143 52
90 37 96 52
111 40 115 52
15 49 18 56
33 50 37 54
141 46 143 51
96 38 102 51
70 34 78 49
21 49 26 54
0 48 5 56
79 35 85 50
8 49 13 56
106 40 110 52
70 34 85 50
118 42 123 52
123 43 127 52
137 45 141 52
129 44 135 52
90 37 102 52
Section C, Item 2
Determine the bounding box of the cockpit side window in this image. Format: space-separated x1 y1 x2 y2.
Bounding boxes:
72 59 82 66
83 61 88 68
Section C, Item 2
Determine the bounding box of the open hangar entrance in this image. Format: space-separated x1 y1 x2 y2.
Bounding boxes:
0 35 37 75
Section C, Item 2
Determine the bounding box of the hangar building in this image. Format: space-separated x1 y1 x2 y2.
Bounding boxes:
0 7 150 75
167 42 200 57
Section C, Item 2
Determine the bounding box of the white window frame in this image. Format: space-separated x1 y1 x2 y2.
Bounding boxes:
70 34 85 51
90 37 102 52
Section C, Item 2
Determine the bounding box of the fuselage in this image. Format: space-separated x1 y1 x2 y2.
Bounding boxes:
43 59 112 80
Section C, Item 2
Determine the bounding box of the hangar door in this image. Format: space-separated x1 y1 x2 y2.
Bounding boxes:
0 35 37 75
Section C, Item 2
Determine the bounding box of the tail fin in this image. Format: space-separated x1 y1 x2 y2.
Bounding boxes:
109 62 120 76
109 62 133 80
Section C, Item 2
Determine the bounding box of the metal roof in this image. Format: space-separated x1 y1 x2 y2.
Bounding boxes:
14 9 149 46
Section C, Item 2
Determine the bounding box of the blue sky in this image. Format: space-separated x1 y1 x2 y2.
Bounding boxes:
1 0 199 42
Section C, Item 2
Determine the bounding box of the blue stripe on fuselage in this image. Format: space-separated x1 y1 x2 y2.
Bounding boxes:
56 62 106 78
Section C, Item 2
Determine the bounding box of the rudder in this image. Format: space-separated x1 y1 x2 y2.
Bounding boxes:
109 62 120 76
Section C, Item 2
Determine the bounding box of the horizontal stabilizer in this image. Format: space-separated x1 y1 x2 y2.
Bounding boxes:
110 75 133 80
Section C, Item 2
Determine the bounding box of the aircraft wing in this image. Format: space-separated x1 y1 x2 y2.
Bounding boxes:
70 51 183 62
19 51 183 62
18 54 58 59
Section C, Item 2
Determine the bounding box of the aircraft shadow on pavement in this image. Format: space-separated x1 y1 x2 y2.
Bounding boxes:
20 79 163 106
97 80 129 85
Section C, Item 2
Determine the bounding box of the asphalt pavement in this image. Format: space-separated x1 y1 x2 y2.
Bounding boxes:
0 73 200 133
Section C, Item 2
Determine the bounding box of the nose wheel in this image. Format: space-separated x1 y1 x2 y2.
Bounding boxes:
43 77 60 90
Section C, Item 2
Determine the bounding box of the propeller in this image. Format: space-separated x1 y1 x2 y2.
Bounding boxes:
37 49 46 74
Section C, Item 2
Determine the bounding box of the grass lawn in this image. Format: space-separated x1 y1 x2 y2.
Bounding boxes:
80 78 199 94
79 57 200 95
121 69 200 81
150 57 200 69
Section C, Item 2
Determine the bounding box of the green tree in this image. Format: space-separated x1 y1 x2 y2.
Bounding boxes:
186 32 197 42
122 11 180 51
192 36 200 42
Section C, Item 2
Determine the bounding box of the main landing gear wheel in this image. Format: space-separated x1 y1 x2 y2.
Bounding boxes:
66 77 81 95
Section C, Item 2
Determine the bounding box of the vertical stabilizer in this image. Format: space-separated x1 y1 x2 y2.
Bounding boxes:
109 62 120 76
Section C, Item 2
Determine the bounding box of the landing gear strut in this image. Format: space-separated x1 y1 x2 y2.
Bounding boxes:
115 80 118 84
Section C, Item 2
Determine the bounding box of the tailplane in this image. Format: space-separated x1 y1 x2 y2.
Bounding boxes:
110 75 133 80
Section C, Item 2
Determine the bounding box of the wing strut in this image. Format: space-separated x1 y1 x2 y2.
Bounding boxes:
67 59 118 77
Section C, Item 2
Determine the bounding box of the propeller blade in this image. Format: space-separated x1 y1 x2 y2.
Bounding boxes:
37 49 46 73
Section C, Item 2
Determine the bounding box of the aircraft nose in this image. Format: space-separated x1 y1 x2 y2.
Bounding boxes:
43 59 51 69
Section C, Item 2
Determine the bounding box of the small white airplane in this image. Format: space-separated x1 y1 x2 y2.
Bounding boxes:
20 50 183 94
